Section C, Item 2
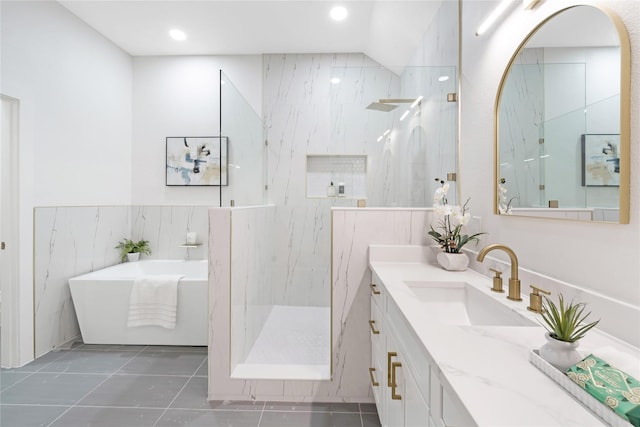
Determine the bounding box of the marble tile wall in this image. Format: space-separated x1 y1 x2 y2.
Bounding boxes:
131 205 209 260
263 53 395 308
208 207 433 401
34 205 210 357
262 52 457 307
34 206 130 357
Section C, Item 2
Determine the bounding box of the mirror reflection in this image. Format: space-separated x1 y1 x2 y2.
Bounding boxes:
496 5 629 223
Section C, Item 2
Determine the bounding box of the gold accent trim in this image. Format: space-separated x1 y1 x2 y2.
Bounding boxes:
228 208 233 377
369 367 379 387
391 361 402 400
330 209 334 379
456 0 462 204
494 5 631 224
370 283 380 295
369 320 380 335
32 207 36 360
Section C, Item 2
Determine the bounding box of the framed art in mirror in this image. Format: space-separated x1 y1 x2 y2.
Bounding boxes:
581 134 620 187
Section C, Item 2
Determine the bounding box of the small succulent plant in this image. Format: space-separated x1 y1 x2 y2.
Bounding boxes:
540 294 599 343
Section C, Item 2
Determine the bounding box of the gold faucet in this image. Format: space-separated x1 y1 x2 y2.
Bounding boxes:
476 244 522 301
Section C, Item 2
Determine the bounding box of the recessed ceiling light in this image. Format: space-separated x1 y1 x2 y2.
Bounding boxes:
169 29 187 41
438 76 449 82
330 77 341 84
330 6 348 21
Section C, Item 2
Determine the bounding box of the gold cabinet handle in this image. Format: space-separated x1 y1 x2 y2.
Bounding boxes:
391 361 402 400
370 283 381 295
369 320 380 335
387 352 397 387
369 367 379 387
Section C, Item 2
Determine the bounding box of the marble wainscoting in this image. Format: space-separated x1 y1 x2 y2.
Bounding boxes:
34 205 211 359
131 205 209 260
208 207 432 402
33 206 130 357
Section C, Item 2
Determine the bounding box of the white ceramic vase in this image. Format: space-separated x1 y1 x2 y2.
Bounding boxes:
126 252 140 262
436 251 469 271
539 332 583 371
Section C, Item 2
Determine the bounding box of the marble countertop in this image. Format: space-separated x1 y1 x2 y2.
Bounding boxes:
369 245 640 427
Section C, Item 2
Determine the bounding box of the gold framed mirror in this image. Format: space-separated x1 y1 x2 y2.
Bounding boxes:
494 5 630 223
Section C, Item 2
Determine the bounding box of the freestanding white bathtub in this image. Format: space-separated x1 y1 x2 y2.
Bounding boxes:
69 260 208 346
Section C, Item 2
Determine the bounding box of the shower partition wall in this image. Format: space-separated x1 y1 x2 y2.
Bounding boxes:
221 70 331 380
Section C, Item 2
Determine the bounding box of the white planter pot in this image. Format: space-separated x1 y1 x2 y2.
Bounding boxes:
126 252 140 262
436 252 469 271
539 332 583 371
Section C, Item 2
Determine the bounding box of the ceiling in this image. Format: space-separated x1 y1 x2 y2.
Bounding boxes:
58 0 442 69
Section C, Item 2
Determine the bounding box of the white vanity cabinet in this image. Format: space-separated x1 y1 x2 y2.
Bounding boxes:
370 273 475 427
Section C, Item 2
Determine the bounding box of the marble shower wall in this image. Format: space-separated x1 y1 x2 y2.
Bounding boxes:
34 205 210 357
34 206 130 357
263 53 395 308
208 207 432 401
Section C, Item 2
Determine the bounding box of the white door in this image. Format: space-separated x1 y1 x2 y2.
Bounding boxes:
1 94 21 368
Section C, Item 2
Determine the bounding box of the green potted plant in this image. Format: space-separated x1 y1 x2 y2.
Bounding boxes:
115 238 151 262
428 178 485 270
538 294 600 371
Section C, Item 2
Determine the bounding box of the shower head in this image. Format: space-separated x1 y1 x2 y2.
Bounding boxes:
366 102 398 112
365 98 421 112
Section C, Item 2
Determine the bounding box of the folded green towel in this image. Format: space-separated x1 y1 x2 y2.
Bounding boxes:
567 354 640 427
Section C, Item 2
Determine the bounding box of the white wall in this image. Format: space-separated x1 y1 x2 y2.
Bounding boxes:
131 55 262 205
460 0 640 307
1 1 133 364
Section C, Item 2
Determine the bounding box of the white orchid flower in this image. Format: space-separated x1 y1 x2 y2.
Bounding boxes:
459 212 471 226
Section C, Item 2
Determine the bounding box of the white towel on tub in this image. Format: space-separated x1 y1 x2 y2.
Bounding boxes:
127 275 183 329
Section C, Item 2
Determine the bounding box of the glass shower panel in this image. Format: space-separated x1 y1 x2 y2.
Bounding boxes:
329 65 457 207
499 62 545 208
219 70 267 207
401 66 457 206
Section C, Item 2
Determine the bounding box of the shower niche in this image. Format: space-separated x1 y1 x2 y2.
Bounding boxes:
305 154 367 199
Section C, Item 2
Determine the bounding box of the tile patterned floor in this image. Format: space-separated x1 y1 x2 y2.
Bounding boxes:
1 345 381 427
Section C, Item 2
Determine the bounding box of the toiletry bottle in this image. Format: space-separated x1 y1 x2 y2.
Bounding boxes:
338 182 345 197
327 182 337 197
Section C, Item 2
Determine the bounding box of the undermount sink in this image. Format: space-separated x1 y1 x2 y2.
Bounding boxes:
404 281 536 327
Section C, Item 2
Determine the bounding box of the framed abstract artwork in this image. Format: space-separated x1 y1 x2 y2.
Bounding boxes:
166 136 228 186
581 134 620 187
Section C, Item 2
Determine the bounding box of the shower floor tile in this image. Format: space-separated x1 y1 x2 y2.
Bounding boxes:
243 306 330 367
0 344 381 427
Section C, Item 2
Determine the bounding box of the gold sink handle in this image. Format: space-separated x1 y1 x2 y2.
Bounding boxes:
488 268 504 293
527 285 551 313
